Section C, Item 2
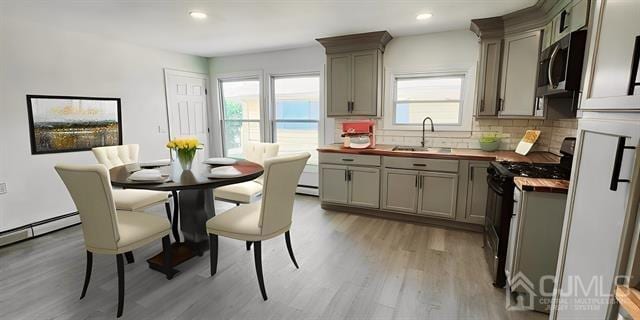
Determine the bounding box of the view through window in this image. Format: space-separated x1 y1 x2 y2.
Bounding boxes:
272 75 320 167
220 79 261 158
394 75 464 125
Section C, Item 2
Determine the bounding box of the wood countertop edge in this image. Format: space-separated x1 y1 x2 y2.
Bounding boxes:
317 144 560 163
513 177 570 194
616 285 640 320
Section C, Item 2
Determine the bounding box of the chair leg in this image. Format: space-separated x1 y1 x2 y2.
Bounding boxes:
285 231 299 269
116 254 125 318
171 191 181 243
209 234 218 276
253 241 267 300
246 241 252 251
162 236 173 280
80 251 93 299
124 251 135 264
164 201 172 221
236 203 240 207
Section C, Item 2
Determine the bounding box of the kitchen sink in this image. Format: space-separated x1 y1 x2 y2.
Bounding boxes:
392 146 452 153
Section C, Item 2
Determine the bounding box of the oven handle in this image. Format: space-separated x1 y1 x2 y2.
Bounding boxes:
548 45 560 89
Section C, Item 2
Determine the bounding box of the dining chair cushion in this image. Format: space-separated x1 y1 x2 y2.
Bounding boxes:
213 181 263 204
99 210 171 255
112 189 170 211
206 202 289 241
92 144 139 169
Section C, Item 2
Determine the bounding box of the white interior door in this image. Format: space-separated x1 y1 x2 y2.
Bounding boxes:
165 69 209 162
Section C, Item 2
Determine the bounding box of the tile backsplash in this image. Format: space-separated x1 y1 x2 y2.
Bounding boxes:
334 118 578 155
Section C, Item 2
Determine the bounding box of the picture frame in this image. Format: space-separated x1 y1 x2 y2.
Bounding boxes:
26 95 123 155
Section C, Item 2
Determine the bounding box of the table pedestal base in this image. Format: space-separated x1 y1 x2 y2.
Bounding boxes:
147 188 215 276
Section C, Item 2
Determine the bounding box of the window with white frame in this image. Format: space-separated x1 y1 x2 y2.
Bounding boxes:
219 78 262 158
271 75 320 166
393 74 464 126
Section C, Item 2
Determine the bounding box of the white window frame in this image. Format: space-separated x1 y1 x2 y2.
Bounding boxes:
217 72 265 157
383 68 473 132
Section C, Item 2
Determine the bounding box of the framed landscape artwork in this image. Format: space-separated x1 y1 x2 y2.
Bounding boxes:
26 95 122 154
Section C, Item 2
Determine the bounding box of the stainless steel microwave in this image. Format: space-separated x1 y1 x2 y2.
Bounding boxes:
537 30 587 97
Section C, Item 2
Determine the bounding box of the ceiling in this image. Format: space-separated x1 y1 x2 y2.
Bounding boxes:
1 0 537 57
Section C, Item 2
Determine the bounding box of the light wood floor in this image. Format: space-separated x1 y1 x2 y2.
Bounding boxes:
0 195 546 320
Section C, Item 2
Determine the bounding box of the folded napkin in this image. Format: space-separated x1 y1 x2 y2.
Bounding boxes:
139 159 171 168
129 169 163 181
203 157 237 165
208 166 243 178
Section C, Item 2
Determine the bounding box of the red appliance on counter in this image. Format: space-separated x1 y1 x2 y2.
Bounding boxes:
341 120 375 149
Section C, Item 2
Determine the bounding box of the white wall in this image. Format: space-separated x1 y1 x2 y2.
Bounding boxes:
0 17 208 231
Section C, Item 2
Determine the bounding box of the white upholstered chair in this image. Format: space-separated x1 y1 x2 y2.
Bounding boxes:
206 152 310 300
55 164 174 318
214 142 279 205
92 145 178 241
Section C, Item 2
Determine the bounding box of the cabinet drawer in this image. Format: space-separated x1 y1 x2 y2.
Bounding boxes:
319 153 381 166
383 157 459 173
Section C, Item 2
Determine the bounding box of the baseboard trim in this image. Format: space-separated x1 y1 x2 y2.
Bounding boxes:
321 203 483 233
0 212 80 248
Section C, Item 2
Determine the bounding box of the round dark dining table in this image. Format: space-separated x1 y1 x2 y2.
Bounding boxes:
109 160 263 274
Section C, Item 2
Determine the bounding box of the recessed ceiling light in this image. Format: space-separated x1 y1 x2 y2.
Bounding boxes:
416 13 433 20
189 11 207 19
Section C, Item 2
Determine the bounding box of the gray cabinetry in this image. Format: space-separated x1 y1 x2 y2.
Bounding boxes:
381 169 419 213
317 31 391 117
417 172 458 219
348 166 380 208
319 153 380 209
476 38 502 116
319 164 349 204
465 161 490 224
499 30 541 117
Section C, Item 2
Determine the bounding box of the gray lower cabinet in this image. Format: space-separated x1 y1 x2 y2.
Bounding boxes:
417 172 458 219
319 164 349 204
465 161 490 224
319 164 379 208
348 166 380 208
381 169 419 213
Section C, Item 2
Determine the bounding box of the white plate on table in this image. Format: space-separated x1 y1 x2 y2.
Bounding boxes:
204 157 237 165
208 166 243 179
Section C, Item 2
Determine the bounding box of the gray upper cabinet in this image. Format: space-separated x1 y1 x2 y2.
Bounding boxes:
580 0 640 110
499 30 541 117
417 172 458 219
317 31 392 117
327 53 352 116
476 38 502 116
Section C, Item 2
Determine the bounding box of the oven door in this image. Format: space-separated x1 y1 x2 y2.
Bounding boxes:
484 175 504 284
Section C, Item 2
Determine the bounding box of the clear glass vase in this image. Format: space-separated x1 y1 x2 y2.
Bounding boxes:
176 149 196 171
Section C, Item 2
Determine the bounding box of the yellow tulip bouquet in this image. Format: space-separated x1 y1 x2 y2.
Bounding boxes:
166 137 203 170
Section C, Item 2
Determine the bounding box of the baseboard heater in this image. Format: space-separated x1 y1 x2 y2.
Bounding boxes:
296 185 319 196
0 212 80 248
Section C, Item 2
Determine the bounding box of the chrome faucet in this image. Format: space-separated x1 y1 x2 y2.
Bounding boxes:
421 116 434 147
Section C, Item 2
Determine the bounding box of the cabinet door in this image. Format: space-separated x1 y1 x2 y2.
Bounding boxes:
418 172 458 219
326 53 352 116
581 0 640 110
568 0 588 32
319 164 348 204
466 162 489 224
499 30 541 116
351 50 378 116
348 167 380 208
542 20 554 50
381 169 418 213
553 119 640 320
552 8 572 42
477 39 502 116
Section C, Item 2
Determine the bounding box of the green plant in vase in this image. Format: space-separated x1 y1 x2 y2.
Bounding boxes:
479 133 501 151
166 137 203 170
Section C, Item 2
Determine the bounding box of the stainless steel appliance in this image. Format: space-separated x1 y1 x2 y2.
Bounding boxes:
537 30 588 97
484 137 575 287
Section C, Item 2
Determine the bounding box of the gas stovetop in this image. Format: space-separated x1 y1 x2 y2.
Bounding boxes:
492 161 571 180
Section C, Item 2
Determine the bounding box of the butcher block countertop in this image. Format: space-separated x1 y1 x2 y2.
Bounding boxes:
317 144 560 163
514 177 570 194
